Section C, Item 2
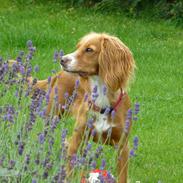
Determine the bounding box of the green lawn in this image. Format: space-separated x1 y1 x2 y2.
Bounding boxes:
0 1 183 182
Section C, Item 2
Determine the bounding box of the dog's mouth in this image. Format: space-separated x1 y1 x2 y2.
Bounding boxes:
63 68 89 77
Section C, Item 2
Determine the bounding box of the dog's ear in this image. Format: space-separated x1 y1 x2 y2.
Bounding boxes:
99 35 135 91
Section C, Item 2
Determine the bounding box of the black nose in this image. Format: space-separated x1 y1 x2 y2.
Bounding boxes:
60 57 70 66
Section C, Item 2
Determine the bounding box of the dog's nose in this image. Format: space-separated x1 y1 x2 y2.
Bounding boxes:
60 57 70 66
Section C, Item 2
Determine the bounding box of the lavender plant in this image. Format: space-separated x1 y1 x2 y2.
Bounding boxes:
0 42 140 183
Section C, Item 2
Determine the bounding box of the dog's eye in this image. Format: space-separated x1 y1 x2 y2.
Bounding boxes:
85 48 93 52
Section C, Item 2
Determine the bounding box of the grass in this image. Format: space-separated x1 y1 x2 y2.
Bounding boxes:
0 1 183 182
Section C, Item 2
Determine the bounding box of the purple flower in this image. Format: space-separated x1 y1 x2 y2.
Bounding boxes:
84 93 89 102
18 142 24 155
0 56 2 62
87 118 94 128
43 171 48 179
100 159 106 170
51 69 56 74
47 76 51 84
91 161 96 169
93 85 97 93
75 79 80 88
60 49 64 58
133 116 138 121
129 149 135 158
19 65 25 75
133 136 139 150
111 110 116 119
64 92 69 99
102 85 107 95
54 50 59 62
61 129 67 140
8 160 16 169
104 107 111 115
134 102 140 114
34 65 39 72
38 133 45 144
27 40 33 48
27 66 32 76
35 153 40 165
95 146 103 159
15 90 19 97
70 154 78 168
91 129 96 137
25 154 30 165
32 179 37 183
54 87 58 95
45 88 51 104
50 116 59 131
16 56 22 63
124 119 130 134
127 109 132 120
19 51 24 57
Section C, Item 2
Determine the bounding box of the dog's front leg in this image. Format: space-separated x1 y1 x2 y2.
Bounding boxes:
67 104 88 171
117 143 129 183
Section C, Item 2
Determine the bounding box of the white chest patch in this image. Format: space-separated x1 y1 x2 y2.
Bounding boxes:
94 114 111 133
89 76 116 133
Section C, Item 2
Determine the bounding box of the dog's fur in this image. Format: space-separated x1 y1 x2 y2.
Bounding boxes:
26 32 135 182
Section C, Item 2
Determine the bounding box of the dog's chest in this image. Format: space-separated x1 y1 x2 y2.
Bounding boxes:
89 76 114 133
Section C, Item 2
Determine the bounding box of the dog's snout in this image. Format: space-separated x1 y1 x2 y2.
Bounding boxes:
60 57 70 66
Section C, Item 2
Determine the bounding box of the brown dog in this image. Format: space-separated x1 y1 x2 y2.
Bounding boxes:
32 32 135 182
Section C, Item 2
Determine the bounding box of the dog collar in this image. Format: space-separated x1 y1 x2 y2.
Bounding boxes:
88 89 126 114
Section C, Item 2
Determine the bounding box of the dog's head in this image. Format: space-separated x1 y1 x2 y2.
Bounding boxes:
61 32 135 91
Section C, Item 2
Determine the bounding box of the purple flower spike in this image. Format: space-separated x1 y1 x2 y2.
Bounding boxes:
102 85 107 95
51 69 56 74
25 154 30 165
47 76 51 84
38 133 45 144
64 92 69 99
134 102 140 115
34 65 39 72
91 129 96 137
27 40 33 48
129 149 135 158
124 119 130 134
19 65 25 75
19 51 24 57
16 56 22 63
8 160 16 169
0 56 2 62
104 107 111 115
127 109 132 120
75 79 80 88
54 50 59 62
133 136 139 150
54 87 58 95
111 110 116 119
87 118 94 129
60 49 64 58
91 161 96 169
18 142 24 155
32 179 37 183
93 85 98 93
100 159 106 170
61 129 68 140
86 143 92 151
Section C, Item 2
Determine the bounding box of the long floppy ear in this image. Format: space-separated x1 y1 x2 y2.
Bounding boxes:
99 35 135 91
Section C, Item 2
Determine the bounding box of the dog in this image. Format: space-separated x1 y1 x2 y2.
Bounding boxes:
21 32 135 182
